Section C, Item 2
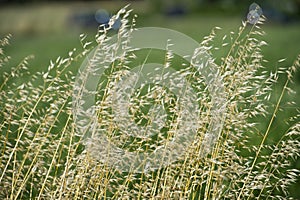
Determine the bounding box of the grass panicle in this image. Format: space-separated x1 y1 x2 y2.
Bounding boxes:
1 6 300 199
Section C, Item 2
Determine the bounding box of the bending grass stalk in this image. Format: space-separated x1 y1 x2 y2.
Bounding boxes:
13 96 69 199
257 127 296 199
0 86 48 184
37 113 72 199
0 48 83 198
237 70 293 200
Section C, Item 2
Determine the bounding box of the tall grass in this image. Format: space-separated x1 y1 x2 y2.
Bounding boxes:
1 6 300 199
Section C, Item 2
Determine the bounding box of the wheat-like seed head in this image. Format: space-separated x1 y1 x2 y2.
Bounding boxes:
0 5 299 199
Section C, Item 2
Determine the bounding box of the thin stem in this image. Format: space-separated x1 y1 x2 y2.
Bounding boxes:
238 77 290 199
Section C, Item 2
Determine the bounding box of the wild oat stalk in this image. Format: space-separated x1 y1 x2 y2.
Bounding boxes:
0 6 299 199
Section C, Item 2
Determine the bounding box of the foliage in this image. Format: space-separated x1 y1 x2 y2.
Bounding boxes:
0 6 300 199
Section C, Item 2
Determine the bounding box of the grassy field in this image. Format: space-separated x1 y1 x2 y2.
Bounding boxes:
1 2 299 69
1 1 300 198
2 3 300 125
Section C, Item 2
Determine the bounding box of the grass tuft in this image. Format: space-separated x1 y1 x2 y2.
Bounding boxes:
1 6 300 199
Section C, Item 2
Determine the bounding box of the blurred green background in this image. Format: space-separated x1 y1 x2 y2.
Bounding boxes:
0 0 300 198
1 0 299 71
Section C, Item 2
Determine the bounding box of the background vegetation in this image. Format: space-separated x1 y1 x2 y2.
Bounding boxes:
0 1 299 199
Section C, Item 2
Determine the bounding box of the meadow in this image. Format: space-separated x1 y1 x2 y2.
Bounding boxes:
0 2 300 199
2 2 300 137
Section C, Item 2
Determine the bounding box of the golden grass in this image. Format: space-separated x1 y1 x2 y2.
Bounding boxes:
1 6 299 199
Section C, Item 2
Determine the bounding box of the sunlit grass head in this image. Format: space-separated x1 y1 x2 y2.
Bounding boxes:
1 4 300 199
